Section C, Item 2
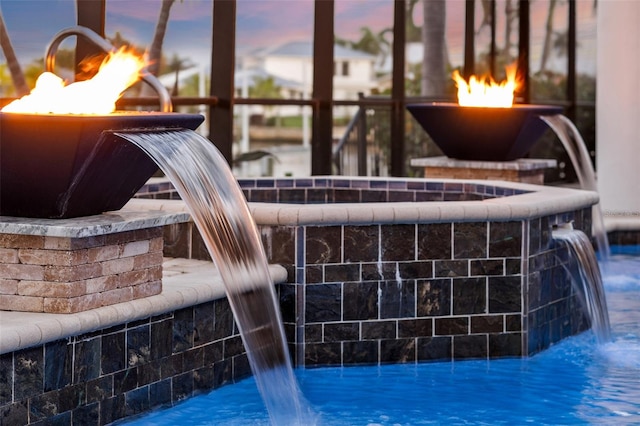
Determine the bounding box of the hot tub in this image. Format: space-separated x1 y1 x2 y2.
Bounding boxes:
146 176 599 365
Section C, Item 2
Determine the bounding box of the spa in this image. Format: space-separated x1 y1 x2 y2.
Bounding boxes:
0 1 638 424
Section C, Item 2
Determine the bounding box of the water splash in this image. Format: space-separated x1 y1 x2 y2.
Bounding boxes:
114 129 315 425
553 227 611 343
540 114 610 261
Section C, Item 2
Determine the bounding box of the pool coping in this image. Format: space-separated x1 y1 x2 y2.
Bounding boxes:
133 177 601 225
605 215 640 232
242 178 599 226
0 200 192 237
0 258 287 354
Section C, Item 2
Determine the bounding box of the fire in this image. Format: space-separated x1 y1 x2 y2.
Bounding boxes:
452 63 518 108
1 47 147 115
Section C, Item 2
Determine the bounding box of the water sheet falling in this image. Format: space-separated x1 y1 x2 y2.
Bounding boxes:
540 114 610 261
553 227 611 343
114 129 315 425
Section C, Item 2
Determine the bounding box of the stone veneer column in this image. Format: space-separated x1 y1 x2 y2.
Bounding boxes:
596 1 640 217
0 228 163 313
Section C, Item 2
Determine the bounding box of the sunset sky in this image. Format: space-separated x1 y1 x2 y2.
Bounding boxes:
0 0 596 75
1 0 396 66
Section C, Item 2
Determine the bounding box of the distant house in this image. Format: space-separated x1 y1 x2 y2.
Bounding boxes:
156 41 378 120
240 41 378 115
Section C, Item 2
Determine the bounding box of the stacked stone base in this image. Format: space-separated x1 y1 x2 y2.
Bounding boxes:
0 228 163 314
423 166 545 184
410 157 557 185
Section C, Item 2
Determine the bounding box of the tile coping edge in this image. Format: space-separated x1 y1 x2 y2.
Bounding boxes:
0 179 600 235
0 260 288 354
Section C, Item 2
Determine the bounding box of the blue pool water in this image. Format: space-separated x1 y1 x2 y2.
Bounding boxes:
125 246 640 425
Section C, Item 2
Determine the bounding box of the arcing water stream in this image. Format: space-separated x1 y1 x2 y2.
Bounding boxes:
543 114 612 342
553 228 611 343
114 129 316 425
541 114 611 261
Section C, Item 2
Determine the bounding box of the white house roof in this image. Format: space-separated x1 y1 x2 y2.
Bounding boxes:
234 67 301 90
155 66 300 91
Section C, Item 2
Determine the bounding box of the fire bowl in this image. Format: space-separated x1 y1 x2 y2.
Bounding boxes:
406 103 563 162
0 111 204 218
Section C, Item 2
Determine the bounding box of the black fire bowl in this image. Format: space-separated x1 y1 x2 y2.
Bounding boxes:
406 102 563 162
0 111 204 219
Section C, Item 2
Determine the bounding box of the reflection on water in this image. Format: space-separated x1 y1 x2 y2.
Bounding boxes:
579 250 640 424
576 251 640 424
577 342 640 424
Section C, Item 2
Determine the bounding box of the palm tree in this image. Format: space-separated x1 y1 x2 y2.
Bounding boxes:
421 0 448 97
502 0 518 60
165 54 193 96
337 26 392 70
0 63 14 96
477 0 494 34
248 76 282 99
249 76 283 126
108 31 145 55
23 61 46 89
147 0 177 77
140 0 177 99
0 8 28 95
406 0 422 42
352 27 382 55
539 0 558 73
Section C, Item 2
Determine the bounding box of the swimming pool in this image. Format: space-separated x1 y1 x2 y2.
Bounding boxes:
124 246 640 425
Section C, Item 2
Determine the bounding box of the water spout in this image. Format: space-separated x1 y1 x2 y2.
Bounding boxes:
553 226 611 343
113 129 315 425
540 114 610 261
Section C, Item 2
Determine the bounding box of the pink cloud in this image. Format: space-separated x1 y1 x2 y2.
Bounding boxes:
106 0 211 23
335 1 393 40
236 0 315 49
234 0 394 49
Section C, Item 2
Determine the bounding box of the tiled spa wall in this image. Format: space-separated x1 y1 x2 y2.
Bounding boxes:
0 177 600 425
262 208 592 366
0 299 250 425
146 178 593 366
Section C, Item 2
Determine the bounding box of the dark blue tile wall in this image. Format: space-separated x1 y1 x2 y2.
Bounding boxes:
137 179 598 366
0 300 247 425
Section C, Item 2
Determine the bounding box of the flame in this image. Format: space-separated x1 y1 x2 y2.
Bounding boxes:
452 63 518 108
1 47 147 115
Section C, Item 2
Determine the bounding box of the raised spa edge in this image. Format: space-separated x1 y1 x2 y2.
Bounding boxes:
0 176 602 425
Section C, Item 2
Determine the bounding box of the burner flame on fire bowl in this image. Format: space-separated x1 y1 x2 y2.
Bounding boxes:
0 111 204 219
0 26 205 219
407 103 563 162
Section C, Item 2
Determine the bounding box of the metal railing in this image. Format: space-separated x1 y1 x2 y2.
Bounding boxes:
332 94 366 175
332 94 395 177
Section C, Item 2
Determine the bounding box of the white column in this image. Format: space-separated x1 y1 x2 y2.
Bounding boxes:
596 1 640 217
